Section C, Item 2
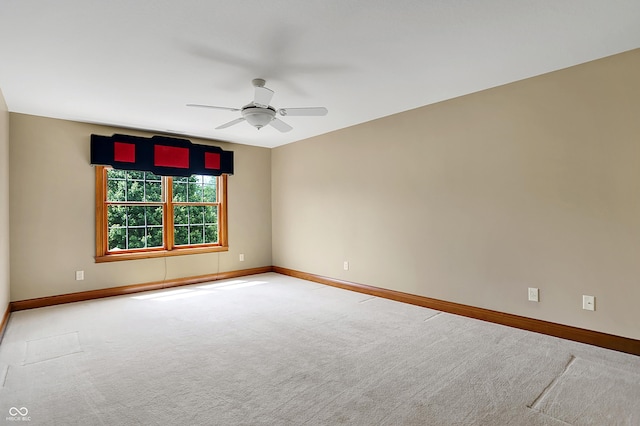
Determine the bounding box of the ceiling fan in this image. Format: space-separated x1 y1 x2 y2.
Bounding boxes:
187 79 328 132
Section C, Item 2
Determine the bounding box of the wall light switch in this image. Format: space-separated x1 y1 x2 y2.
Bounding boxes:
528 287 539 302
75 270 84 281
582 295 595 311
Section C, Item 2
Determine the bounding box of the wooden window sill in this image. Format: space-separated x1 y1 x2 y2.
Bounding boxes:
95 245 229 263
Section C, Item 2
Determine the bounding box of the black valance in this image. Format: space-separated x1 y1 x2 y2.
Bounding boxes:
90 134 234 177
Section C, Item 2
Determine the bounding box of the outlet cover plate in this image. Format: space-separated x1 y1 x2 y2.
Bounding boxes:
582 295 595 311
528 287 539 302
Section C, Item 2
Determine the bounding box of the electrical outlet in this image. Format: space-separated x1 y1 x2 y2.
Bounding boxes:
582 295 595 311
343 261 349 271
75 270 84 281
239 253 245 262
528 287 539 302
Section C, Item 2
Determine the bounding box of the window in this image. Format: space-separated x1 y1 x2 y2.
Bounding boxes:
95 166 227 262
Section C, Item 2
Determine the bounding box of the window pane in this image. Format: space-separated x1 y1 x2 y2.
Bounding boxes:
108 170 164 202
126 179 144 202
108 227 126 250
107 204 164 251
204 205 217 224
107 205 126 227
127 228 145 249
128 170 144 180
107 178 126 202
202 175 216 186
174 225 188 246
147 226 163 248
146 172 162 181
174 206 188 225
205 225 218 244
145 180 162 202
127 206 145 227
173 175 215 202
107 169 126 180
202 182 217 202
189 206 204 225
188 181 203 202
172 181 187 202
189 225 204 245
145 206 161 226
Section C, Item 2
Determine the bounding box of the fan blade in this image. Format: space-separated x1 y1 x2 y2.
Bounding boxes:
216 117 245 130
253 86 274 108
187 104 240 112
269 118 293 133
278 107 328 117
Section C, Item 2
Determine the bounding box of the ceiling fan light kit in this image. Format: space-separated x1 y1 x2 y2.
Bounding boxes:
187 79 328 133
242 106 276 129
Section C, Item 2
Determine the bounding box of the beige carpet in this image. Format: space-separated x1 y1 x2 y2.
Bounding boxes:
0 273 638 425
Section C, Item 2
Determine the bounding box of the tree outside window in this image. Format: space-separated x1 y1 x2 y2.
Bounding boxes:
95 167 227 262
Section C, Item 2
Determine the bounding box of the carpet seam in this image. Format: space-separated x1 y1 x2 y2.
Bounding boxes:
0 364 7 388
22 350 85 366
528 354 576 410
423 312 443 322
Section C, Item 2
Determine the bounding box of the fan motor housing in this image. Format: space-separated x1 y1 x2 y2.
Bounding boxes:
241 105 276 129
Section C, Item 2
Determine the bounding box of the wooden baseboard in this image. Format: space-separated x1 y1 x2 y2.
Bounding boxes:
8 265 639 356
273 266 640 356
0 304 10 344
10 266 273 312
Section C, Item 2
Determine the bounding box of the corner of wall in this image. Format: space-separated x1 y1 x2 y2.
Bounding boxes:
269 49 640 340
0 87 10 330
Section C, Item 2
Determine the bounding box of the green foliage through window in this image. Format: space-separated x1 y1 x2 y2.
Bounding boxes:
107 170 162 203
104 169 221 253
107 205 163 250
173 205 218 246
172 175 217 203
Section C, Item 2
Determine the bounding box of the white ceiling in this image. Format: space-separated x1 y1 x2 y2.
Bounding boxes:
1 1 639 148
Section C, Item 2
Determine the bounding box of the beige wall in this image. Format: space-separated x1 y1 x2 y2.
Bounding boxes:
0 89 9 316
272 49 640 340
9 114 272 301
